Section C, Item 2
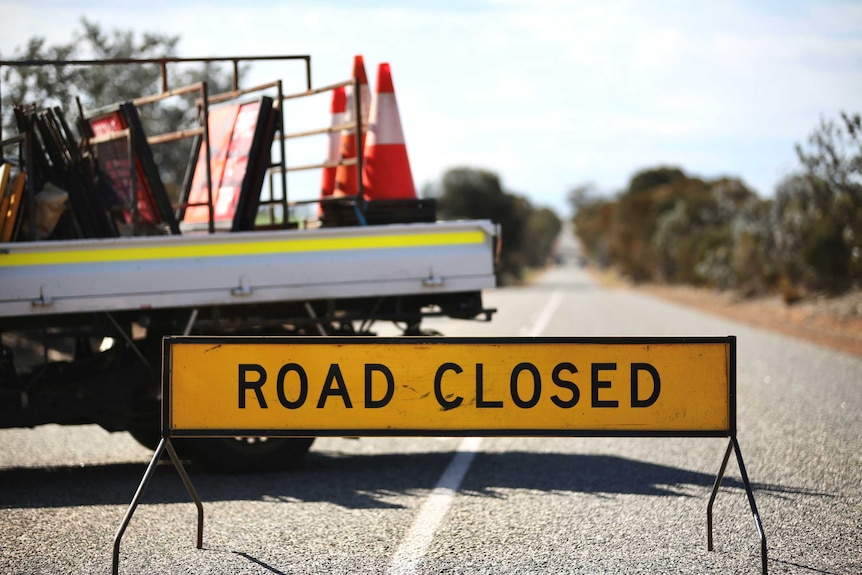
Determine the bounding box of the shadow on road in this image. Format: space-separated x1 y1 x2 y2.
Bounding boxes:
0 448 829 510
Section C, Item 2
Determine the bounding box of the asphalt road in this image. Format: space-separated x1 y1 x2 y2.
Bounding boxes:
1 263 859 574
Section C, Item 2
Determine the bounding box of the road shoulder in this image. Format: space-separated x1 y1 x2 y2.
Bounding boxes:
637 282 862 357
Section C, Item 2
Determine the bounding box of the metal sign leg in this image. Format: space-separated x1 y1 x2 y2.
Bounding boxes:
165 437 205 549
112 438 205 575
707 436 768 575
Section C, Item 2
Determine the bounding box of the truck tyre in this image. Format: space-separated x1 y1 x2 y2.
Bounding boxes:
127 425 162 451
176 437 315 472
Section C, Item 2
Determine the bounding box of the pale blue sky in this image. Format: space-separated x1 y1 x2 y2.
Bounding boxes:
2 0 861 214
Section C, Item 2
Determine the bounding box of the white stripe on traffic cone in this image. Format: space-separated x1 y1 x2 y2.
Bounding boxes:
320 85 347 199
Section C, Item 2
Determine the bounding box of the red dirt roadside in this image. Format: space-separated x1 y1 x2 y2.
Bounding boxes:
637 283 862 358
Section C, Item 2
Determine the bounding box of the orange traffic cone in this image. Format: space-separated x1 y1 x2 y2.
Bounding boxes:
320 85 347 200
362 63 417 200
333 55 371 197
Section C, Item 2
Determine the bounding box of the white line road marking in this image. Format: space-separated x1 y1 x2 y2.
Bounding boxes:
386 437 481 575
386 290 563 574
525 288 563 337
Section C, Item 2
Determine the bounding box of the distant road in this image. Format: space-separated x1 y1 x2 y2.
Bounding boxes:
1 262 859 574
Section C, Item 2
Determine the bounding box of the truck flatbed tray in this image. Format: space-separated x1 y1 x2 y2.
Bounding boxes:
0 220 497 319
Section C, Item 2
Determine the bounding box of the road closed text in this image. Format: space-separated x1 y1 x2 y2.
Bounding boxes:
236 361 661 411
166 339 732 434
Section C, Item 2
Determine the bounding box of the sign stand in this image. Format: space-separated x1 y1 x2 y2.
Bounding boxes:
112 438 203 575
112 336 768 574
709 436 768 575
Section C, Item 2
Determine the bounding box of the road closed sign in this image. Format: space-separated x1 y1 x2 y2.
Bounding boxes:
162 336 735 437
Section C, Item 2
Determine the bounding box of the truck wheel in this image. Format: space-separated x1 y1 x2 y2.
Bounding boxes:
177 437 315 472
127 425 162 451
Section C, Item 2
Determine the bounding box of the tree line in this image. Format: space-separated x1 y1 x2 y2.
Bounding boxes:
424 167 561 285
571 112 862 299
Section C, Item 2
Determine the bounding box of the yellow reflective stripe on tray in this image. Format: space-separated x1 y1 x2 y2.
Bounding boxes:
0 231 485 267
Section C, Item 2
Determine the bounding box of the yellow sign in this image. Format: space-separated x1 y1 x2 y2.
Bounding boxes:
163 337 734 436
